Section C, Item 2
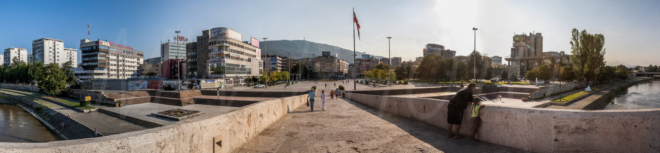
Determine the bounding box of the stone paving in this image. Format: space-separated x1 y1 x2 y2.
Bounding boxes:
234 97 523 153
101 103 241 125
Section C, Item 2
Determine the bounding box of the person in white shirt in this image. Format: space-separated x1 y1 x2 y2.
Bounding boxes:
321 90 326 111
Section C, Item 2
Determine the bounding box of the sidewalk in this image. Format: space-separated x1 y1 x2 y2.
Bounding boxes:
234 97 522 153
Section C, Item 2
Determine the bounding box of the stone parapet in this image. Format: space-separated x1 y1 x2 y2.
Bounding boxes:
344 92 660 153
0 94 307 152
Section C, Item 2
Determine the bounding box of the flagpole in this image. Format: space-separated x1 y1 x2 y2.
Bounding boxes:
353 8 357 90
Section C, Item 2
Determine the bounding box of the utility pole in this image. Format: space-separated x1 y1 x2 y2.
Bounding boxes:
472 27 478 83
387 36 391 87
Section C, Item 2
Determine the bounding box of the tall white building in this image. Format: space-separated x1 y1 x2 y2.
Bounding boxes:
32 38 77 67
200 27 263 79
74 39 144 80
0 55 4 66
4 48 28 66
161 38 187 61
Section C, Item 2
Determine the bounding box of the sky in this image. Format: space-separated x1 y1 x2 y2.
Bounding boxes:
1 0 659 66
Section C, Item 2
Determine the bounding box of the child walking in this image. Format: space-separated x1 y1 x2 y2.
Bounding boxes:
330 90 335 99
321 90 326 111
470 98 485 141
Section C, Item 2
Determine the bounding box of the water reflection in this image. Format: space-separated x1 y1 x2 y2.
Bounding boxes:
605 80 660 110
0 104 61 142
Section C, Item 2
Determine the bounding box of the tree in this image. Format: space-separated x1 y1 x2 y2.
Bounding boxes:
39 63 66 98
537 64 552 82
146 72 157 76
28 62 44 84
61 61 77 85
559 66 576 82
268 71 279 82
280 71 290 81
615 65 629 80
525 69 538 82
374 63 390 70
570 28 606 84
500 70 508 81
467 51 491 81
599 66 616 82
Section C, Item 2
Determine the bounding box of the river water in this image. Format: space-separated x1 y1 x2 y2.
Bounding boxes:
604 80 660 110
0 103 61 142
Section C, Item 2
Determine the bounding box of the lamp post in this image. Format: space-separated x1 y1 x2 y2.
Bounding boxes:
176 31 181 91
387 36 392 87
263 37 267 88
472 27 478 83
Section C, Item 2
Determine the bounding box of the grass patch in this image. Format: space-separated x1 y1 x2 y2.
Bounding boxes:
552 91 589 102
483 81 531 85
34 99 53 108
53 98 95 109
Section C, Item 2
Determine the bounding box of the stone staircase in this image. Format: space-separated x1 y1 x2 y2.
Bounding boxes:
40 110 102 139
97 109 162 128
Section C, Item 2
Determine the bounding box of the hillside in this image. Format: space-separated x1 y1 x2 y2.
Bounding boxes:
259 40 384 64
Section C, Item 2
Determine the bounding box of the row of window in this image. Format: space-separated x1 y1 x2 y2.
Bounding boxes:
83 57 107 61
209 40 257 53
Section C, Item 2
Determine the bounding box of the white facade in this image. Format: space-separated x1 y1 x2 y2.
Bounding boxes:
0 55 3 66
161 41 186 61
32 38 77 67
4 48 28 65
206 36 262 79
77 39 144 80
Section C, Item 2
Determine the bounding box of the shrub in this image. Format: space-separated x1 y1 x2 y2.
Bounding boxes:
36 105 44 111
80 100 89 107
491 79 498 83
404 80 409 84
311 86 317 90
338 85 345 90
163 84 176 90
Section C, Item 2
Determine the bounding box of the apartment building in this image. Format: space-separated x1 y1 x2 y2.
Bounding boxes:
32 38 77 66
75 39 144 80
195 27 263 79
3 48 28 65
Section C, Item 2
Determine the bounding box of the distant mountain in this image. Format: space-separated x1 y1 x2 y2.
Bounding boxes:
259 40 384 64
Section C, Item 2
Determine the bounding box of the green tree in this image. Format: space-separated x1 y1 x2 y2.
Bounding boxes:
559 66 576 82
280 71 290 81
599 66 616 82
525 69 538 83
501 70 508 81
39 63 66 98
27 62 44 84
615 65 629 80
61 61 77 85
268 71 279 82
374 63 390 70
570 28 606 84
537 64 552 82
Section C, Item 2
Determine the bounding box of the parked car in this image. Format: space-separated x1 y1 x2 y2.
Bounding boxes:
254 84 265 88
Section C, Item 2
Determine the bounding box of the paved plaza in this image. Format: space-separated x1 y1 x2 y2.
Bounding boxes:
102 103 241 125
234 97 523 153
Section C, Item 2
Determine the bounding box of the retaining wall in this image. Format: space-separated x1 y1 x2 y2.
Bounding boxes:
345 92 660 153
530 82 587 99
0 94 307 153
0 83 40 92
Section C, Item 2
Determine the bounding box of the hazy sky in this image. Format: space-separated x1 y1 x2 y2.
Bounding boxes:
1 0 659 66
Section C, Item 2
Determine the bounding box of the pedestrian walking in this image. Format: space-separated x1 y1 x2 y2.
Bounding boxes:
321 90 326 111
330 90 335 99
334 82 336 87
306 88 316 112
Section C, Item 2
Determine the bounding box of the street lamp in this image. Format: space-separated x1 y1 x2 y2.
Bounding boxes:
175 31 181 91
472 27 478 83
387 36 392 87
263 37 267 88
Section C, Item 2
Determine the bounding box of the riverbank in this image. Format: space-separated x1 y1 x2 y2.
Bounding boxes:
544 77 653 110
0 102 62 142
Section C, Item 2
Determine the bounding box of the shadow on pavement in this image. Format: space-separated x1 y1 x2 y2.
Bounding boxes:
341 97 529 153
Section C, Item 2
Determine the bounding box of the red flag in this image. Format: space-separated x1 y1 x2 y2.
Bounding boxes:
354 10 361 40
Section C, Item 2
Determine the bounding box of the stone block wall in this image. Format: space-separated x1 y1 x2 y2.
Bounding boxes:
0 94 308 153
0 83 40 92
344 92 660 153
530 82 586 99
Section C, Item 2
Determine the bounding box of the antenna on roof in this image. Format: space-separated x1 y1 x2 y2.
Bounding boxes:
88 24 91 40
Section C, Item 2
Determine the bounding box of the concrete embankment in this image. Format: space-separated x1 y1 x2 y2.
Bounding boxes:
0 94 307 153
344 92 660 153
